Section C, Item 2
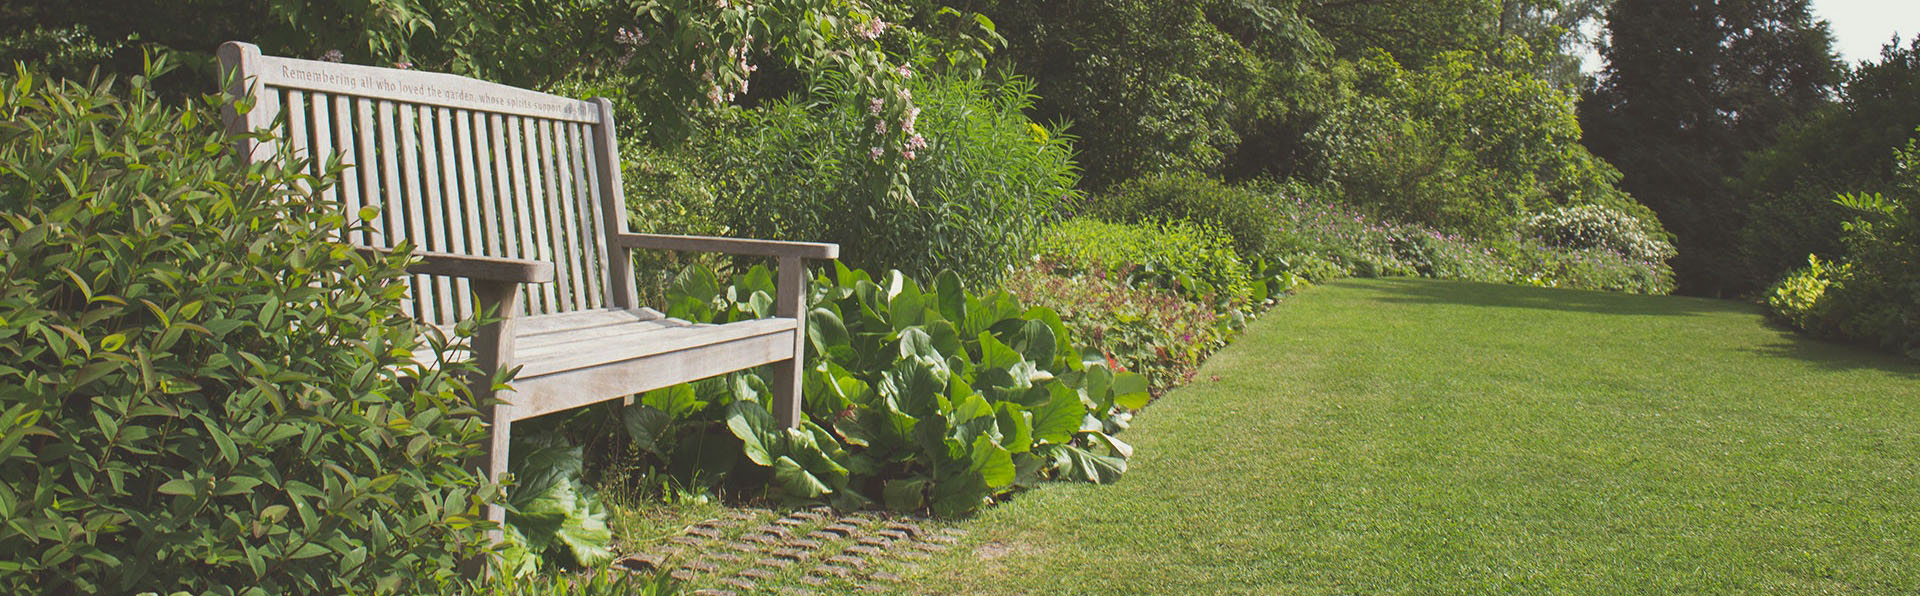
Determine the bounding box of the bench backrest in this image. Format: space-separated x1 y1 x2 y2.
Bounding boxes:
219 42 639 327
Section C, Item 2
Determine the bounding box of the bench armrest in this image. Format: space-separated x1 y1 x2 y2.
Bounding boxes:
355 247 556 284
611 232 839 260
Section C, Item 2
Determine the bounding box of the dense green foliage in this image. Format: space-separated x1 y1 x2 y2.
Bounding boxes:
1736 37 1920 286
1035 219 1253 310
607 264 1147 517
0 62 496 593
1083 174 1282 259
1326 45 1648 238
1000 267 1232 394
1765 137 1920 359
677 72 1078 283
1581 0 1842 295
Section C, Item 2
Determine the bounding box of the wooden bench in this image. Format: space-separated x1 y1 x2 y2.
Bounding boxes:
217 42 837 530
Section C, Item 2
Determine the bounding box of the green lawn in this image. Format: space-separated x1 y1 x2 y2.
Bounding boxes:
912 278 1920 594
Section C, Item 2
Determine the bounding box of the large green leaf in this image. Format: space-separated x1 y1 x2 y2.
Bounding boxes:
641 383 704 419
969 434 1016 489
994 402 1034 454
620 404 671 452
773 456 831 499
883 477 930 511
726 401 780 467
1031 383 1086 444
933 270 967 322
1111 371 1151 410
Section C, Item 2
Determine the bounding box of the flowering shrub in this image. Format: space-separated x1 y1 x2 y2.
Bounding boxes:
1265 185 1675 293
1521 205 1677 265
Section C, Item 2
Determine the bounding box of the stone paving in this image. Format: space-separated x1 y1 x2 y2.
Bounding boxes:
610 506 964 594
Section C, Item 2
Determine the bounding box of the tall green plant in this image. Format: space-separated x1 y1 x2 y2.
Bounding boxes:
0 59 496 593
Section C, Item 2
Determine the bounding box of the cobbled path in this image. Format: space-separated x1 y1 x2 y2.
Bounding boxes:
610 506 963 594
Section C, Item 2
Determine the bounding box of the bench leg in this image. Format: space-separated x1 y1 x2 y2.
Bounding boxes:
470 281 521 552
772 256 809 428
485 408 511 540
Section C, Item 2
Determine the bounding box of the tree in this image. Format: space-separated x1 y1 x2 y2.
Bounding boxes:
1580 0 1840 295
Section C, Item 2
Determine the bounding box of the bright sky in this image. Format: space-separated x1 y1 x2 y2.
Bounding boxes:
1581 0 1920 73
1816 0 1920 65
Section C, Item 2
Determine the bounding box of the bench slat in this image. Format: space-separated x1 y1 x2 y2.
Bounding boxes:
507 332 792 421
352 97 380 246
513 307 667 336
514 317 797 378
515 317 693 352
332 94 363 245
568 122 611 309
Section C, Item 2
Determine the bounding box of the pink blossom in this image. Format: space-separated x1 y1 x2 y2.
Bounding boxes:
874 120 888 134
903 149 916 160
393 61 413 70
895 63 914 78
869 98 885 114
869 146 884 160
320 49 344 63
906 134 927 150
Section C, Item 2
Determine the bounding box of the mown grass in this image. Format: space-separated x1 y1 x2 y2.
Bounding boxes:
913 278 1920 594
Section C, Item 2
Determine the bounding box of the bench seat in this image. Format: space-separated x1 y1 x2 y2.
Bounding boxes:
501 309 798 421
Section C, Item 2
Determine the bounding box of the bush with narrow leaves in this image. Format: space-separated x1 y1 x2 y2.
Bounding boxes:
0 60 497 593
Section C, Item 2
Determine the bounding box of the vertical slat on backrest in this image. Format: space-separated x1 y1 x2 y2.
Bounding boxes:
374 100 414 319
566 122 608 309
524 118 562 315
506 117 552 315
453 110 488 318
218 42 279 163
433 107 474 323
532 120 573 312
539 120 584 311
397 103 436 321
284 90 313 195
331 95 365 245
353 98 381 247
474 113 507 268
308 92 337 207
416 107 457 325
592 99 640 309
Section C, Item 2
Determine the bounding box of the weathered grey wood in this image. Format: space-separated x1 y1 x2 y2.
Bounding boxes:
355 247 556 283
218 42 279 162
611 232 841 259
771 256 808 428
513 307 665 336
515 317 690 352
353 97 380 246
508 330 795 421
550 121 592 310
535 120 578 312
285 90 314 195
472 113 506 260
331 95 364 244
592 99 640 309
249 52 600 124
418 107 458 323
514 317 797 376
309 92 337 205
470 279 521 541
566 122 611 309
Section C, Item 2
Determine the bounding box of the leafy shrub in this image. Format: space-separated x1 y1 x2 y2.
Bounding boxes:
1265 186 1675 294
614 264 1147 517
1035 219 1252 309
1001 265 1228 394
0 61 495 593
1789 137 1920 359
1084 174 1281 258
1521 205 1677 265
1766 255 1844 333
691 71 1079 284
1496 239 1677 295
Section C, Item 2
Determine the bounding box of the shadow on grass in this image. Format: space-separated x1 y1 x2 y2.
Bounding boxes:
1743 335 1920 380
1351 277 1755 318
1346 277 1920 379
